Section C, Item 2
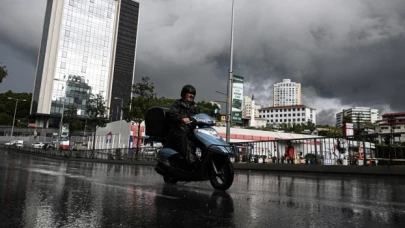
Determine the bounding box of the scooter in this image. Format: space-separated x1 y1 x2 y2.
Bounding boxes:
145 107 235 191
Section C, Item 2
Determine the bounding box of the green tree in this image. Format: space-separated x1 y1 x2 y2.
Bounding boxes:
153 97 176 108
342 115 352 124
0 113 12 125
196 101 221 120
86 93 109 152
63 105 84 135
0 91 31 123
0 63 8 83
123 76 155 159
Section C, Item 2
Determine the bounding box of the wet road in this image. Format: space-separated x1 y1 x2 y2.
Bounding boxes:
1 151 405 228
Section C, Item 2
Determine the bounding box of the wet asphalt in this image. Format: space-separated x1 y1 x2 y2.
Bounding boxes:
1 150 405 228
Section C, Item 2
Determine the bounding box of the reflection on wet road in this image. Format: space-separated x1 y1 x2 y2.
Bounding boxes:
1 151 405 227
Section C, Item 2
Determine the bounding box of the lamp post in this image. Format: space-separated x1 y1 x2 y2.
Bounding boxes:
226 0 235 143
114 97 123 148
8 97 26 137
54 77 67 141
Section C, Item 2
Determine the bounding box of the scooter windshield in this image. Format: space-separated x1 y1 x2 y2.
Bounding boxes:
192 113 216 127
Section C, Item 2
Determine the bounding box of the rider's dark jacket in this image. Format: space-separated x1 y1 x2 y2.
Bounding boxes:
168 99 201 133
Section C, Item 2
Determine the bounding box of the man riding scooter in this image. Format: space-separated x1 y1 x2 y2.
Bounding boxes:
167 85 201 168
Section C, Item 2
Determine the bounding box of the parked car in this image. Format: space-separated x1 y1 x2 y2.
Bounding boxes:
13 143 24 148
5 140 23 146
43 143 56 150
31 142 45 148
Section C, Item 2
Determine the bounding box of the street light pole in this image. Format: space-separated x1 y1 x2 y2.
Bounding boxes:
114 97 124 148
8 97 26 137
226 0 235 143
60 97 66 139
54 77 67 142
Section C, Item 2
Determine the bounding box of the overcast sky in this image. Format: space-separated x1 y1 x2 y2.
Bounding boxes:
1 0 405 125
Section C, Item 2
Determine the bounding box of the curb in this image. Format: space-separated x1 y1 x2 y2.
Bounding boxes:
4 149 405 176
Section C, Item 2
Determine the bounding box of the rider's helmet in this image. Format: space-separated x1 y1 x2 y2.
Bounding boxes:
181 85 196 98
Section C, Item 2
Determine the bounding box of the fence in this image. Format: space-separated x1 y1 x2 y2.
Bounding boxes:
229 133 405 166
2 133 404 166
1 145 158 162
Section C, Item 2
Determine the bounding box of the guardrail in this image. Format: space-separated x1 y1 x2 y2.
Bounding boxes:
1 145 158 162
229 133 405 166
2 132 404 166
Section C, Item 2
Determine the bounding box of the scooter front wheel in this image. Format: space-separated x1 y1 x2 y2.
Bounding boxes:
209 158 234 191
163 175 178 184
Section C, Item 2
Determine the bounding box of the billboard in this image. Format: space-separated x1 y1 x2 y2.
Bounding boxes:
232 75 244 124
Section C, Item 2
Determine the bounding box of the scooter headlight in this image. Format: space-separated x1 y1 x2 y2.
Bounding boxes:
195 128 221 139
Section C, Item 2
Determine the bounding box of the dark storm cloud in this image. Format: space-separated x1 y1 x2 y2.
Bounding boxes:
1 0 405 124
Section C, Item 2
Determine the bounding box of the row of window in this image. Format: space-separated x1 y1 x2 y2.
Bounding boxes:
260 113 305 118
259 108 306 113
380 126 404 130
268 119 308 123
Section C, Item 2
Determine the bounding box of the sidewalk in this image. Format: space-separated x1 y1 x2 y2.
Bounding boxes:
4 149 405 176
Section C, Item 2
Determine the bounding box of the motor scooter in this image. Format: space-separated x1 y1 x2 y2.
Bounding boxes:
145 107 235 191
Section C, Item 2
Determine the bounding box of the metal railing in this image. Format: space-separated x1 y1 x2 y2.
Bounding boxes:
1 145 159 162
229 133 405 166
2 133 404 166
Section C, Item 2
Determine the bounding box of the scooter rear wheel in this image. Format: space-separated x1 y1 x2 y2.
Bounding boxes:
209 159 234 191
163 176 178 184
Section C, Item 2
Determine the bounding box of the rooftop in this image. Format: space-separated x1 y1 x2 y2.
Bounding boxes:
259 104 316 110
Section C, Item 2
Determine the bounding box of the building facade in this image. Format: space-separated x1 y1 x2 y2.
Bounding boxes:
242 95 261 118
273 79 302 106
374 112 405 134
335 107 379 128
258 105 316 125
31 0 140 128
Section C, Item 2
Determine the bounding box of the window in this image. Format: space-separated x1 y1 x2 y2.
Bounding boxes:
107 12 111 18
102 60 106 66
90 0 94 2
81 66 86 73
89 6 94 13
84 46 89 52
67 20 72 27
62 51 67 58
302 118 305 121
85 36 90 42
65 30 70 37
83 56 87 62
103 51 108 57
60 62 66 69
69 0 74 6
63 41 69 47
86 26 91 32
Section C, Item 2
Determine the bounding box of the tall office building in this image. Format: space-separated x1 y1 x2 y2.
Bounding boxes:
31 0 140 128
335 107 379 128
273 79 302 106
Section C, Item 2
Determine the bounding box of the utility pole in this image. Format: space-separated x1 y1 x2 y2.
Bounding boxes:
8 97 26 137
226 0 235 143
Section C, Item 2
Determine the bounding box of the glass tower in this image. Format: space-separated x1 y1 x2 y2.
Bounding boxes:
31 0 140 128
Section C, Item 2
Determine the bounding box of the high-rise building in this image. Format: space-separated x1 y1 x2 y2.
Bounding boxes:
273 79 302 106
242 95 261 118
335 107 379 128
30 0 140 128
